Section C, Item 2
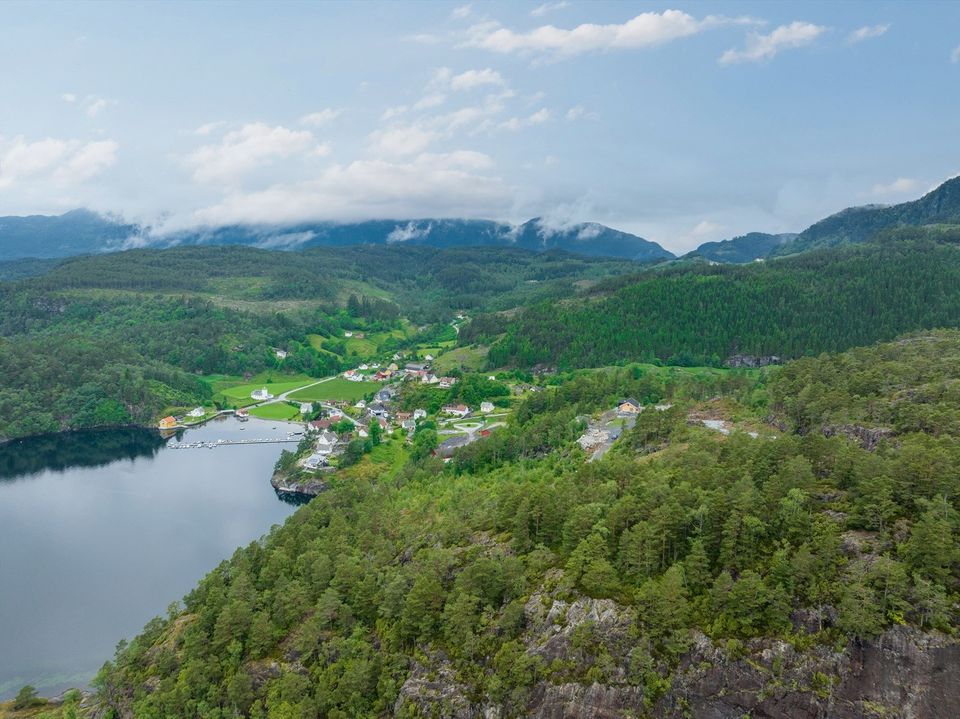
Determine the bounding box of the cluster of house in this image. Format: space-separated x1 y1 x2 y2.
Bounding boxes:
576 398 674 459
157 406 207 429
298 385 433 471
251 387 274 401
343 362 400 383
401 361 458 388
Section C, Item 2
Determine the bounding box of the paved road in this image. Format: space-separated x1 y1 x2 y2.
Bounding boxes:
249 376 336 408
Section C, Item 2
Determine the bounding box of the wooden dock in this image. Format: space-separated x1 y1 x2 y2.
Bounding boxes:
167 437 301 450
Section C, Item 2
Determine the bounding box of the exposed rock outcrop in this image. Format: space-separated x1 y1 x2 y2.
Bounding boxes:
822 424 895 450
396 589 960 719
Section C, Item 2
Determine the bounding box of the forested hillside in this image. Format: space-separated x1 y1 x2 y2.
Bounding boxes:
688 232 795 263
0 245 635 440
774 176 960 256
482 235 960 369
92 332 960 718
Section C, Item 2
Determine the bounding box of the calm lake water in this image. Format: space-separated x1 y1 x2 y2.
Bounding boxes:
0 416 301 699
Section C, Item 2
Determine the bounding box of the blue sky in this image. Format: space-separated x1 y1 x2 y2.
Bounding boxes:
0 0 958 252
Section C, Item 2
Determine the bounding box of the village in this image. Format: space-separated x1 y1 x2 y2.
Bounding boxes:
157 321 513 478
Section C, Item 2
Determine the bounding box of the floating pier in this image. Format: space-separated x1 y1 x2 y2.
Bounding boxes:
167 437 301 450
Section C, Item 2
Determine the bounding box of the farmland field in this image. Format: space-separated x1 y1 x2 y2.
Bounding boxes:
249 402 302 421
216 374 317 403
432 345 489 374
287 377 383 402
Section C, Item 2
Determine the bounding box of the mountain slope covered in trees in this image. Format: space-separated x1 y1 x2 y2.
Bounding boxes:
688 232 796 263
481 231 960 369
0 245 636 440
774 176 960 256
92 332 960 718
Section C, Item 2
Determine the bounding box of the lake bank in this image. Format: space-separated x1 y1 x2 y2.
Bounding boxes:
0 416 300 700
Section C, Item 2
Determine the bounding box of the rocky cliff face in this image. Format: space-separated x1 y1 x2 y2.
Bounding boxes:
396 588 960 719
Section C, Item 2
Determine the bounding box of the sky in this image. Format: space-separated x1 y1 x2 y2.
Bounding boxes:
0 0 958 253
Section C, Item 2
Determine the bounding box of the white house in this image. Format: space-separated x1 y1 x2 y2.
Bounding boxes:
439 377 458 389
315 431 339 455
413 409 427 420
422 373 439 384
488 376 496 381
480 402 495 413
355 399 367 409
424 354 434 361
358 363 369 370
442 404 471 418
401 419 416 432
344 331 354 338
187 407 205 418
300 403 312 414
251 387 273 401
303 453 326 470
275 349 288 360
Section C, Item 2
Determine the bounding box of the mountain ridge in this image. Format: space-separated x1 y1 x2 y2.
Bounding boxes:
3 175 959 264
0 213 675 263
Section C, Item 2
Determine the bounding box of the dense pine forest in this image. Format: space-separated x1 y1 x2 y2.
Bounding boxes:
88 331 960 718
481 232 960 368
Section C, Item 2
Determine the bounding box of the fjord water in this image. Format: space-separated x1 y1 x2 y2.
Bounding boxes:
0 416 299 699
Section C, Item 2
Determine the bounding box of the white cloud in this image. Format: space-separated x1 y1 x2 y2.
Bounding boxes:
382 105 408 120
952 46 960 63
387 221 433 243
0 138 69 187
0 136 117 189
449 68 505 91
186 122 318 184
194 121 226 136
565 104 598 121
847 24 889 44
61 93 77 103
369 125 438 156
53 140 119 184
464 10 758 58
531 1 569 18
85 97 110 118
451 4 472 20
719 21 826 64
254 230 316 249
500 108 550 131
414 93 447 110
430 67 506 92
187 151 511 226
300 108 342 127
871 177 922 196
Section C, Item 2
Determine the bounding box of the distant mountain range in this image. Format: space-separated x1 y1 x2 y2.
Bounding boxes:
0 214 674 263
771 175 960 257
684 232 797 264
1 176 958 264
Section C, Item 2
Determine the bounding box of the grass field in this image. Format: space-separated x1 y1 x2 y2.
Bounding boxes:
306 334 341 356
249 402 302 421
433 345 489 374
287 377 383 402
215 374 316 402
345 337 377 356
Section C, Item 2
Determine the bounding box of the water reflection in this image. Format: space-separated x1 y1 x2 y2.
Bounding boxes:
0 416 298 700
0 428 167 480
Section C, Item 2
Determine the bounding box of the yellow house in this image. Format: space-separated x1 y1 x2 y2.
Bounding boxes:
158 416 177 429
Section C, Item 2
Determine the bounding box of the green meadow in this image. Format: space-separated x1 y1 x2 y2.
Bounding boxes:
249 402 303 421
287 377 382 402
